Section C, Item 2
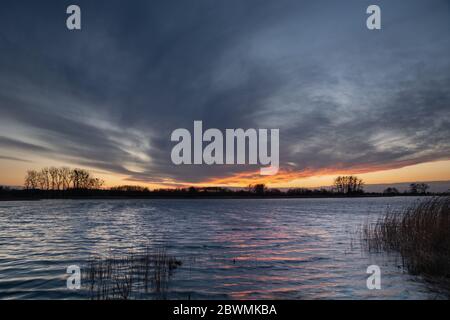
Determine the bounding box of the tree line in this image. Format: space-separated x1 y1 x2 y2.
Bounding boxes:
24 167 104 190
0 171 440 199
382 183 430 195
21 170 432 195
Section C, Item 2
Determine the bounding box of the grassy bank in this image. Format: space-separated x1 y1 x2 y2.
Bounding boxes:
363 196 450 278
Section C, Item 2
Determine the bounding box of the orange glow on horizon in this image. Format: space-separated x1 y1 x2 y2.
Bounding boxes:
183 159 450 189
1 158 449 189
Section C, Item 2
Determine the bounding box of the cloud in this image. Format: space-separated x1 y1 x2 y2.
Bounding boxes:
0 155 31 163
0 0 449 185
0 136 52 154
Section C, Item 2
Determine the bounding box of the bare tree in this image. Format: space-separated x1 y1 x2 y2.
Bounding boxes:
251 184 267 195
49 167 60 190
24 170 39 189
334 176 364 194
37 168 50 190
410 183 429 194
383 187 400 195
24 167 104 191
59 167 72 190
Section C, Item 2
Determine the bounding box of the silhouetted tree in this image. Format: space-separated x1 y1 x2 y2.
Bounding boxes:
24 170 39 189
268 188 282 195
287 188 311 195
59 167 73 190
409 183 429 194
110 185 150 193
188 186 198 194
383 187 400 195
334 176 364 194
49 167 60 190
251 184 267 195
24 167 103 190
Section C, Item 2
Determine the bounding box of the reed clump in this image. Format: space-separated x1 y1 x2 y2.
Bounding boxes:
84 248 182 300
363 197 450 278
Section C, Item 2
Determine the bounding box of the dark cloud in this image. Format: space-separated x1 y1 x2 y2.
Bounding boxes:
0 0 449 184
0 155 31 163
0 136 52 154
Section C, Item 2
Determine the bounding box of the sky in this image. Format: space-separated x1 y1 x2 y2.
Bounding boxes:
0 0 449 189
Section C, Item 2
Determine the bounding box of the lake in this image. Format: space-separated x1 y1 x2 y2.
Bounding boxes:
0 197 447 299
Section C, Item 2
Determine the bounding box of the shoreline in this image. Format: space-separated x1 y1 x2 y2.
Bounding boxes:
0 194 438 202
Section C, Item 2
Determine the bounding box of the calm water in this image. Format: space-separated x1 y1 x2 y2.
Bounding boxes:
0 197 447 300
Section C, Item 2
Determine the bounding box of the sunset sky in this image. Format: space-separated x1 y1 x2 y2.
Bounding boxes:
0 0 449 189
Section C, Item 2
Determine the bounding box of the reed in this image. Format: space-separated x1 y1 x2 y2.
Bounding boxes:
84 248 182 300
363 196 450 278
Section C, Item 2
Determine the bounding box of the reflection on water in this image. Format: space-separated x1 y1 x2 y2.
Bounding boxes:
0 197 447 299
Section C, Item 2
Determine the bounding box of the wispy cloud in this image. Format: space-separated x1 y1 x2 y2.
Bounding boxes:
0 155 31 163
0 0 448 186
0 136 52 154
